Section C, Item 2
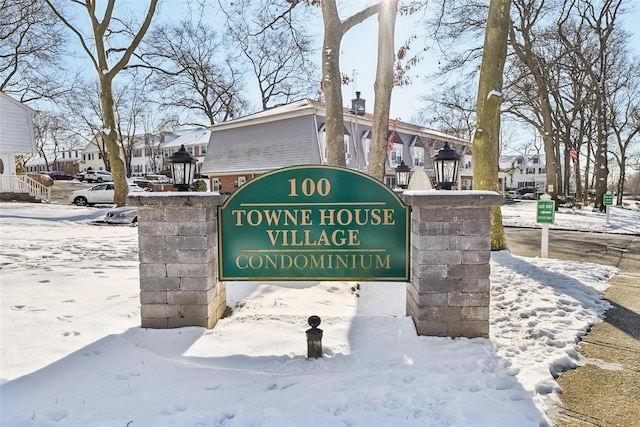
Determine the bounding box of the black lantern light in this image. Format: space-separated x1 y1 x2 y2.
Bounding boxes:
169 144 196 191
433 142 461 190
395 160 411 189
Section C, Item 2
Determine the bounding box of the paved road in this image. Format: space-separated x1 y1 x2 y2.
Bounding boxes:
504 227 640 427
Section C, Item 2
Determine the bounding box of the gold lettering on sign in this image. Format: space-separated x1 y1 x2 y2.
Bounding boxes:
234 253 391 271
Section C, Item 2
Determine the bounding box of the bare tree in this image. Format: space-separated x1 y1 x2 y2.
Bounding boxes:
607 55 640 204
140 19 247 126
58 79 111 169
45 0 159 206
415 81 477 140
114 70 156 176
507 0 565 202
0 0 69 103
558 0 625 210
33 111 63 170
219 0 318 110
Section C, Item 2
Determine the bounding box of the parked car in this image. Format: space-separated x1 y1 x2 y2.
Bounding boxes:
506 190 519 199
105 206 138 224
47 171 74 180
84 170 113 183
516 186 538 196
69 184 143 206
133 174 172 189
70 183 114 206
75 168 94 182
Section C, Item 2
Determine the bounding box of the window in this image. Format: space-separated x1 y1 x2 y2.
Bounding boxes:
318 123 351 164
318 131 327 163
362 134 371 165
237 176 246 187
526 168 535 175
344 138 351 162
532 156 539 164
384 176 396 188
212 178 221 192
390 144 402 167
411 147 424 167
516 157 523 165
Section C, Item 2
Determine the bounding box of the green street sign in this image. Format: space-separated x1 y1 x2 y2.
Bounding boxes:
218 165 410 281
604 193 614 206
536 200 555 224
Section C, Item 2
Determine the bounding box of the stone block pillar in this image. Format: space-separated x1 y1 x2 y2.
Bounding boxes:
128 193 226 329
402 191 502 338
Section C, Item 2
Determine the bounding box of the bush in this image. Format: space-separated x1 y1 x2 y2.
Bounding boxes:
192 179 208 192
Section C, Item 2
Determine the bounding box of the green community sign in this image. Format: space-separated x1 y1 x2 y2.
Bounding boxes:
536 199 555 224
603 193 614 206
217 165 410 281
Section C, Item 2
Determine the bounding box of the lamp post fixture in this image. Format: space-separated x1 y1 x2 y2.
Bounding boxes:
169 144 196 192
395 160 411 189
433 142 461 190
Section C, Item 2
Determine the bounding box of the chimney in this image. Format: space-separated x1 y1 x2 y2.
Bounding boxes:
351 91 366 116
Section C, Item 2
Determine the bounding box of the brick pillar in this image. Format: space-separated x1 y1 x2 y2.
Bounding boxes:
402 191 502 338
128 193 226 329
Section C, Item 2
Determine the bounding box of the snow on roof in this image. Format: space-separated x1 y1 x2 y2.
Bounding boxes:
234 100 317 121
500 154 546 169
162 128 211 149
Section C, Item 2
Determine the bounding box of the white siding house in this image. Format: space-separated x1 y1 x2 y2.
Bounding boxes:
500 154 547 191
0 92 36 182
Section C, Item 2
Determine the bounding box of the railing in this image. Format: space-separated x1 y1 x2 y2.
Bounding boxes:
0 175 51 203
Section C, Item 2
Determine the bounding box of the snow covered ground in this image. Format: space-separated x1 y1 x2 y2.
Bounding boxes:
1 199 638 426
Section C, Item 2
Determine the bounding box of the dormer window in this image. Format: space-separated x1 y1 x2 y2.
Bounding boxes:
390 144 402 167
411 146 424 166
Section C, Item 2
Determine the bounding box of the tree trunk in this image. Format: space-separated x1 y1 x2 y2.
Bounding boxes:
98 75 128 206
320 1 346 167
368 0 397 181
319 1 378 168
472 0 511 251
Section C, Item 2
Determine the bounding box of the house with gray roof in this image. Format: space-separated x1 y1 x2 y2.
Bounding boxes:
201 97 472 194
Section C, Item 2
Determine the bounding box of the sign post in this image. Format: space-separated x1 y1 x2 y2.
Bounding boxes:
536 194 555 258
603 192 613 225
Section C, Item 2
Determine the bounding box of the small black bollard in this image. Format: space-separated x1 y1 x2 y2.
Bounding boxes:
306 315 323 358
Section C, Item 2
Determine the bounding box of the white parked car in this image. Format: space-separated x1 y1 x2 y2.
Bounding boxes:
84 170 113 183
105 206 138 224
69 184 144 206
506 190 519 199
